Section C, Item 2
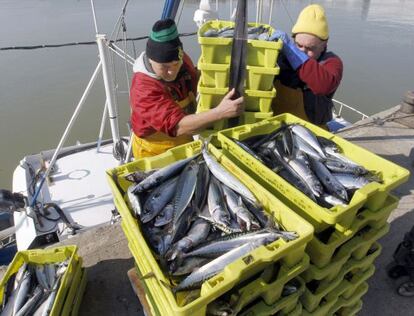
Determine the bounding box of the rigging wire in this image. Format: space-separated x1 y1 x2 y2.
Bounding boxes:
176 0 186 26
0 32 197 51
280 0 295 25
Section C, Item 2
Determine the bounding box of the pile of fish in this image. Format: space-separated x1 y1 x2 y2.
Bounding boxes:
235 123 382 208
203 25 272 41
125 144 298 294
0 261 68 316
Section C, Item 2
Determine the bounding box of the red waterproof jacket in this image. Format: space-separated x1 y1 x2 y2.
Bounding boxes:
130 52 198 138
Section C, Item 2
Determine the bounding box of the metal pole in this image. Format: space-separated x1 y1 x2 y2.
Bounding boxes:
90 0 99 34
30 62 103 207
96 100 109 152
96 34 123 163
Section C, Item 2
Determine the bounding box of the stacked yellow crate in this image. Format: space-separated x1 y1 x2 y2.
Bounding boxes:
197 20 282 135
107 139 313 316
217 113 410 315
0 246 87 316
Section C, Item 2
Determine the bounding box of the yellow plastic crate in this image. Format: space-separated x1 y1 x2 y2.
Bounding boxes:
238 277 305 316
301 257 376 312
198 82 276 113
217 113 410 233
198 59 280 91
106 140 313 316
302 240 381 286
198 20 283 67
306 194 397 268
335 299 363 316
197 98 274 133
328 282 369 315
0 245 81 316
61 263 87 316
302 294 338 316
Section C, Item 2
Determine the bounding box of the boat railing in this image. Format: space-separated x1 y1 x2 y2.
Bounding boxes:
332 98 370 121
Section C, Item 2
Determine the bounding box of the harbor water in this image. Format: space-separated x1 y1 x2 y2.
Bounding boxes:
0 0 413 189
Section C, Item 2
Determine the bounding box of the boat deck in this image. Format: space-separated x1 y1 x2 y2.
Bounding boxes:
1 105 413 315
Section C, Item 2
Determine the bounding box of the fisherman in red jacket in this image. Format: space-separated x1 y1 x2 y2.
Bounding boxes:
270 4 343 128
130 19 244 158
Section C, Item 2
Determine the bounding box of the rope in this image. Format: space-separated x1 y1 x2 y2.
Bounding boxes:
280 0 295 25
176 0 186 26
0 32 197 51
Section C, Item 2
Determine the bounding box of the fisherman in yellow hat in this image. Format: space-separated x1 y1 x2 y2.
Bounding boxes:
270 4 343 128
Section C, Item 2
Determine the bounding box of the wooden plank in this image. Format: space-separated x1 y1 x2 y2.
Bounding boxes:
127 268 154 316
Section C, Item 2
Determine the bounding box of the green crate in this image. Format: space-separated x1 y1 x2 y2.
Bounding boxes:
302 295 338 316
198 20 282 67
198 82 277 112
230 255 308 314
61 263 87 316
238 277 305 316
301 259 375 312
217 113 409 233
328 283 369 315
280 302 302 316
69 268 87 316
198 59 279 91
335 299 363 316
306 194 397 268
301 233 383 283
197 97 274 133
106 140 313 316
0 246 81 316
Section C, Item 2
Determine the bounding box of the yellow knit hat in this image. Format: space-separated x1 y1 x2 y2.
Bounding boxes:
292 4 329 40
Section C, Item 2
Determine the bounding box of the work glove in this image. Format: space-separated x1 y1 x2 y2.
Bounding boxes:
270 30 309 70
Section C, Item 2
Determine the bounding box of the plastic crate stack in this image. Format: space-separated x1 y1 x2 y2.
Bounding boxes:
197 20 282 135
217 113 410 315
107 139 314 316
0 245 87 316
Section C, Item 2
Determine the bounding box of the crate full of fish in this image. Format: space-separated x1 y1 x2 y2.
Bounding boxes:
217 113 410 233
198 20 283 67
197 100 273 135
198 58 280 91
0 245 84 316
106 140 313 316
197 82 276 113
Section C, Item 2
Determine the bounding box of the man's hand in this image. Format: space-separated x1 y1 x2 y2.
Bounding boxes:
270 30 309 70
214 89 244 119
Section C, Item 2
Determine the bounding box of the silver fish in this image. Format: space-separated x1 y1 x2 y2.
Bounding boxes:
174 240 266 292
154 203 174 227
202 143 259 206
170 256 211 276
132 155 198 193
13 270 31 315
318 193 347 207
325 158 368 175
285 155 323 197
198 215 242 235
222 185 260 231
289 124 327 159
127 186 142 217
208 177 231 228
332 173 372 190
173 160 199 222
309 157 348 201
141 176 178 223
166 217 211 261
294 135 325 161
14 286 43 316
182 229 282 259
